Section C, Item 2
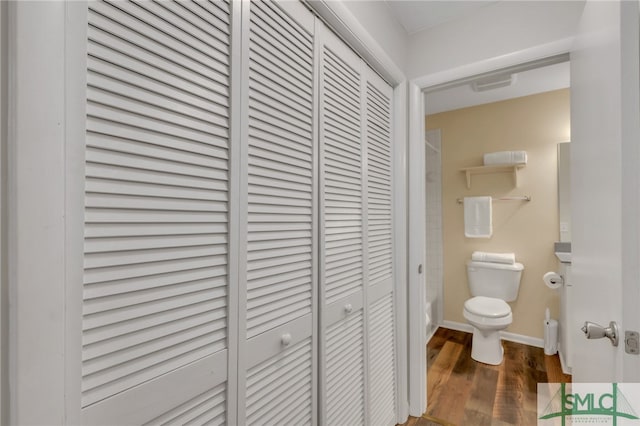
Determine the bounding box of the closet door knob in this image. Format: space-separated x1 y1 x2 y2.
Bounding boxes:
281 333 292 346
344 303 353 314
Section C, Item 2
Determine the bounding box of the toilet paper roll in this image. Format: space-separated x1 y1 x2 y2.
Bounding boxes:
543 271 563 289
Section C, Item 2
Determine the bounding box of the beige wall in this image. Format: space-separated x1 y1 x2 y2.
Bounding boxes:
426 89 570 339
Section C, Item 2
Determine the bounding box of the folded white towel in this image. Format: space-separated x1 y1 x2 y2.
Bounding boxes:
483 151 528 165
472 251 515 264
464 196 492 238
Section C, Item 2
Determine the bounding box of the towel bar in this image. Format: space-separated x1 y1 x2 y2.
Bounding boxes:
456 196 531 204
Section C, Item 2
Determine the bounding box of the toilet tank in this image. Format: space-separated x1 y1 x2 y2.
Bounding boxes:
466 260 524 301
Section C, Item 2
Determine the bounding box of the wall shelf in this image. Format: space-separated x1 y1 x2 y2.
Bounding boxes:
460 163 526 189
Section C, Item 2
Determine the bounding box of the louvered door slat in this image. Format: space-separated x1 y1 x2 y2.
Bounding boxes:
87 90 228 138
87 106 229 146
87 49 228 106
82 0 232 421
251 0 312 58
132 1 229 53
172 1 230 34
250 23 312 82
87 68 229 119
82 267 226 299
85 130 229 160
88 8 229 86
85 149 228 182
82 275 224 314
97 1 230 72
87 28 228 97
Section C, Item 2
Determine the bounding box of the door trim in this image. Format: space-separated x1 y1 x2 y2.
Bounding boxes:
9 2 68 423
408 41 575 417
620 0 640 382
0 1 8 423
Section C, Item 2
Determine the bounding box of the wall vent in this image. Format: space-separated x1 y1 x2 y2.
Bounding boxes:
471 74 517 92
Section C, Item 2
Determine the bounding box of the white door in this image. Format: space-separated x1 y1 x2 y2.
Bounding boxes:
239 1 318 424
80 1 236 423
318 21 397 426
318 24 368 426
570 0 640 382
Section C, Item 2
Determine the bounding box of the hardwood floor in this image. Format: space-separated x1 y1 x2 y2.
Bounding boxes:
400 328 571 426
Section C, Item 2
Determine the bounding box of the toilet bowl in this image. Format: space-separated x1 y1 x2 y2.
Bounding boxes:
463 296 512 365
464 259 523 365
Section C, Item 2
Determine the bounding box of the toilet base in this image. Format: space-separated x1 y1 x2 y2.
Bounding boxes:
470 327 504 365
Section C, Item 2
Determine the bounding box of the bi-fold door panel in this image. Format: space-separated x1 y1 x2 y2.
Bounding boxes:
319 23 367 426
364 67 396 426
82 0 233 423
242 1 317 425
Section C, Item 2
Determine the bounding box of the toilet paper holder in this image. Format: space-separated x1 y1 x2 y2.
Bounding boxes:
548 274 563 286
543 271 564 289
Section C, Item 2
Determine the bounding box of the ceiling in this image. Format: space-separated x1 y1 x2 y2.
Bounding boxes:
385 0 498 34
382 0 570 114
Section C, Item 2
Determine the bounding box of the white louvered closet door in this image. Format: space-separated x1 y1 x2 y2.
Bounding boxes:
82 1 236 424
364 67 396 426
318 24 367 426
240 1 318 425
318 22 397 426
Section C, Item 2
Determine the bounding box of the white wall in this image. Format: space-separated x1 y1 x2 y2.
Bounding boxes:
341 0 408 73
406 0 585 79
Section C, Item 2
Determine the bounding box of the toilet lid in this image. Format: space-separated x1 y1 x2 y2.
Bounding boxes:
464 296 511 318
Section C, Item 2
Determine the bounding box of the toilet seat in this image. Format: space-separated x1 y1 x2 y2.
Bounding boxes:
464 296 511 318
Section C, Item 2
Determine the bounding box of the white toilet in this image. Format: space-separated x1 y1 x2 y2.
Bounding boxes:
463 260 524 365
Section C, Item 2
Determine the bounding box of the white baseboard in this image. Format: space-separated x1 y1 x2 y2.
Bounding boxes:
501 330 544 349
558 347 572 375
440 320 544 348
425 325 438 344
441 320 473 334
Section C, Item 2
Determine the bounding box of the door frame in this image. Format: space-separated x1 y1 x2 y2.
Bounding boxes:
620 0 640 382
407 37 574 417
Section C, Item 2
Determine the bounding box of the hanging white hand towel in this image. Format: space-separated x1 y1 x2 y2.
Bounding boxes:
464 196 492 238
483 151 528 165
